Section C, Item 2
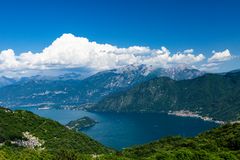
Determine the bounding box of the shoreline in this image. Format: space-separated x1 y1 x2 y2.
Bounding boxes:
6 105 240 124
167 110 225 124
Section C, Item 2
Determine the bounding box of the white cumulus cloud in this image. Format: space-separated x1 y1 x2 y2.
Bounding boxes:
208 49 232 62
0 33 208 77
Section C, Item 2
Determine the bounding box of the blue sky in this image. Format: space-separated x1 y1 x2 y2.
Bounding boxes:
0 0 239 76
0 0 240 54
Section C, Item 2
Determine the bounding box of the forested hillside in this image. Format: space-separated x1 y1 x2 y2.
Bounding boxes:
92 71 240 121
1 107 240 159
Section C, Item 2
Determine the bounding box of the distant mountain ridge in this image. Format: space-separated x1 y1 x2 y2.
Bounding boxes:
0 76 16 87
0 64 204 107
91 70 240 121
0 72 86 88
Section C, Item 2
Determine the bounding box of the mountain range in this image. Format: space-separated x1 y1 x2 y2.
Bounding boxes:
0 64 204 108
91 70 240 121
0 76 16 88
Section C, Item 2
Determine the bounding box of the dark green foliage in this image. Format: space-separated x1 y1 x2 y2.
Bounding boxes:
65 116 97 131
122 123 240 160
198 123 240 151
93 71 240 121
0 107 111 154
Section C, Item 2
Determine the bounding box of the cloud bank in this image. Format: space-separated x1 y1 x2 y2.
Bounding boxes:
208 49 232 62
0 33 235 77
200 49 237 72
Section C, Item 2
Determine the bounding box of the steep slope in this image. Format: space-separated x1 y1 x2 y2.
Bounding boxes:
150 67 204 81
0 65 204 108
0 107 110 154
91 71 240 121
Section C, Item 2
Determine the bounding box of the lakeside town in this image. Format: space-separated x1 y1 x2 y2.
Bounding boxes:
168 110 225 124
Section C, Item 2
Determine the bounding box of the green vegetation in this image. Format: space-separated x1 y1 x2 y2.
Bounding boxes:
1 107 240 159
0 107 111 158
66 116 97 131
122 123 240 159
92 71 240 121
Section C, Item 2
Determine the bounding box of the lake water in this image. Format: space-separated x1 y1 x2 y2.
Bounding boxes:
12 107 218 150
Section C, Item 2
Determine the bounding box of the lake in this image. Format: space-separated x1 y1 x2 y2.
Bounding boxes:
12 107 218 150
